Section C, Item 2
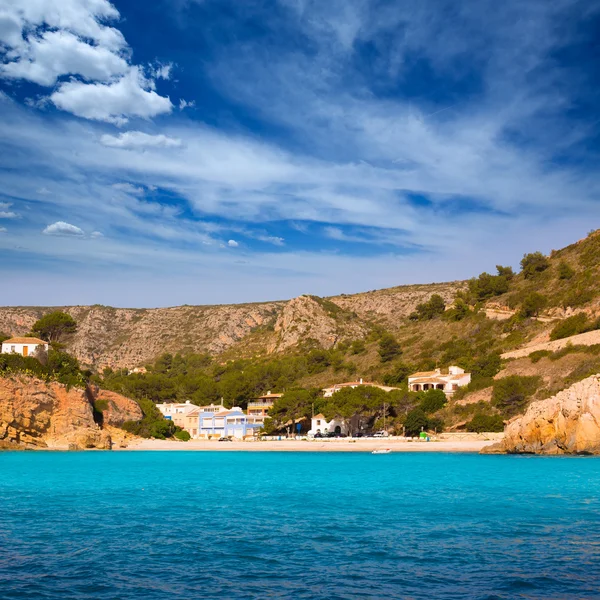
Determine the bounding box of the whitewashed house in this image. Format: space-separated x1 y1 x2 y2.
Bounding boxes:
408 366 471 396
1 337 49 358
308 414 351 436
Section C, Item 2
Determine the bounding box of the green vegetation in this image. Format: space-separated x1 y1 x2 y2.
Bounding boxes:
557 261 574 280
0 348 88 388
468 268 510 302
404 408 428 436
409 294 446 321
419 389 447 413
174 430 191 441
520 293 547 318
378 334 401 363
32 311 77 342
492 375 541 417
549 313 599 341
520 252 550 279
465 414 504 432
121 397 178 439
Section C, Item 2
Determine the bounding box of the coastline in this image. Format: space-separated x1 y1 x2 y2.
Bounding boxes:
121 438 497 452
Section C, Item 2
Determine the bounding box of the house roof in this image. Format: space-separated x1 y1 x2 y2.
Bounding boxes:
255 393 283 400
410 378 447 385
313 413 326 420
409 370 438 378
2 337 48 345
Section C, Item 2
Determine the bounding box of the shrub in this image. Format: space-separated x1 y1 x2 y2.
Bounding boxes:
378 334 401 363
466 414 504 433
349 340 366 355
174 430 191 441
404 408 429 436
520 293 547 318
550 314 588 341
468 272 510 302
557 261 574 280
492 376 541 416
529 350 552 363
419 389 447 413
383 363 413 386
520 252 550 279
410 294 446 321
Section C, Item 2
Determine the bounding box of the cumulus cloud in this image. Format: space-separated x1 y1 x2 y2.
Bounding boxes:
51 68 173 125
0 30 129 86
90 231 104 238
0 0 171 123
0 203 19 219
100 131 183 149
227 239 239 247
42 221 85 237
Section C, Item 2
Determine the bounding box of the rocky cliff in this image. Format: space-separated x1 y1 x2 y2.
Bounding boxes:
0 376 142 449
483 375 600 455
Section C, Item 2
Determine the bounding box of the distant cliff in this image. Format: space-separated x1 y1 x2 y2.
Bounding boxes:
0 376 142 449
483 375 600 455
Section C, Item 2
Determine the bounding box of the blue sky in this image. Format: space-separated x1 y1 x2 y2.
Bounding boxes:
0 0 599 307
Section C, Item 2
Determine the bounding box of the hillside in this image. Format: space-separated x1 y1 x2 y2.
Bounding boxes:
0 281 463 369
2 229 598 438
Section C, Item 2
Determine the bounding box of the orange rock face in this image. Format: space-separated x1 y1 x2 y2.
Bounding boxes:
483 374 600 455
0 377 142 449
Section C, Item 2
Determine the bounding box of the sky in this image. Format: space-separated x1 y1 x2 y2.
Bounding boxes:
0 0 599 307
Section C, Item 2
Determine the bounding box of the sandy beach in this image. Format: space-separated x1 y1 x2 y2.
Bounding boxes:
123 437 499 452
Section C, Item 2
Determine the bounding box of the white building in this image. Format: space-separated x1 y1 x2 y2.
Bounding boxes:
1 337 49 358
308 414 350 436
156 401 199 429
322 378 398 397
408 366 471 395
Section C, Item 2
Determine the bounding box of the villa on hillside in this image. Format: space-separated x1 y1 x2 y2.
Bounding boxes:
408 366 471 395
322 378 398 397
1 337 49 358
247 391 283 417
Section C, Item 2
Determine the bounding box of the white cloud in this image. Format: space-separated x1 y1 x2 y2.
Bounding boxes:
256 234 285 246
0 211 18 219
0 227 7 233
0 30 129 86
100 131 182 149
42 221 85 237
0 0 171 124
112 183 145 194
90 231 104 238
227 239 239 247
50 68 173 125
179 99 196 110
150 62 174 80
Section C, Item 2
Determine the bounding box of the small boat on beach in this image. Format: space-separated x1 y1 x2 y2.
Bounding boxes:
372 448 392 454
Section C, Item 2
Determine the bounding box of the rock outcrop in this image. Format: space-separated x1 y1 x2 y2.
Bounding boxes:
0 376 142 449
268 295 367 353
483 375 600 455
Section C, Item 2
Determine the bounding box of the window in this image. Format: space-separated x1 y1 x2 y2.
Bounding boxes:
11 346 15 352
317 420 321 426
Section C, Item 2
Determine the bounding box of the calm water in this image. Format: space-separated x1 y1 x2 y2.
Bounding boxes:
1 452 600 599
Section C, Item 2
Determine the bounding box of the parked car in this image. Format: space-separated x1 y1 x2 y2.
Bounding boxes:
313 432 323 438
218 436 233 442
372 431 389 438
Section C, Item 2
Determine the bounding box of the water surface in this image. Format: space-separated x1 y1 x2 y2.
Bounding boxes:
1 452 599 599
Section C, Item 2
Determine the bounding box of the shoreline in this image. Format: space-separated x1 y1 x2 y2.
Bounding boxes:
120 438 497 452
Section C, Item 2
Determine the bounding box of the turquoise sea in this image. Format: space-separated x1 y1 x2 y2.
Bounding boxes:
1 452 600 599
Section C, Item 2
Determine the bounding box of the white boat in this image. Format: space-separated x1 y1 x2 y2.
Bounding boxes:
372 448 392 454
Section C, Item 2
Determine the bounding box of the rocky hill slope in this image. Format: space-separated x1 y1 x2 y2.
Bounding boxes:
483 374 600 454
0 282 463 369
0 376 142 449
